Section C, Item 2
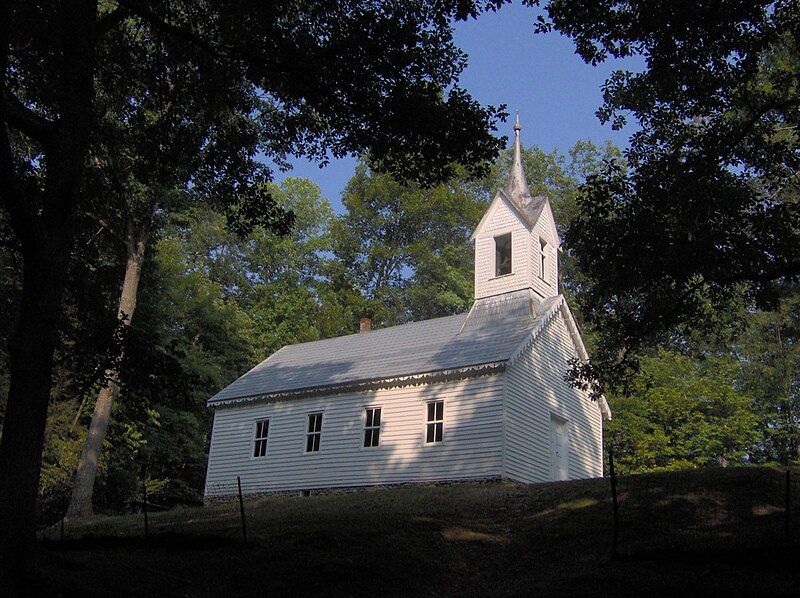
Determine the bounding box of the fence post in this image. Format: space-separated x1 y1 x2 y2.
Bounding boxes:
786 469 791 545
143 480 149 538
237 476 248 543
60 494 67 542
609 444 620 560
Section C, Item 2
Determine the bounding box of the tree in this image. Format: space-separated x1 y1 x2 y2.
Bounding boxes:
330 162 487 326
0 0 505 566
737 284 800 465
184 177 337 357
606 349 759 473
67 15 297 517
114 178 335 507
110 224 259 510
536 0 800 397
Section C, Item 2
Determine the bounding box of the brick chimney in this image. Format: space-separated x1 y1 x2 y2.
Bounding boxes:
359 317 372 334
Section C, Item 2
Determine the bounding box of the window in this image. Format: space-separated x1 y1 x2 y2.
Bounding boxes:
306 413 322 452
539 238 548 281
252 420 269 458
425 401 444 444
494 233 512 276
364 407 381 448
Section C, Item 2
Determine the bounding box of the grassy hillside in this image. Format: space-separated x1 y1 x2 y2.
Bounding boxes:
30 467 799 597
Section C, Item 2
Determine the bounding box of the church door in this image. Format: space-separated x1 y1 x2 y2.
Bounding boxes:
550 415 569 481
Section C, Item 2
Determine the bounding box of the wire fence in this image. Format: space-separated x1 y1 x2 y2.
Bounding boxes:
38 478 249 543
38 464 800 560
608 449 798 558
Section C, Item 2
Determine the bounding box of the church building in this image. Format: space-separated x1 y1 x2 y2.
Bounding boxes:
204 118 610 497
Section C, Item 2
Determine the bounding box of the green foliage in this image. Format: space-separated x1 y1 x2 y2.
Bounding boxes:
736 284 800 465
607 349 759 473
331 161 487 326
538 0 800 398
78 178 337 509
38 401 86 524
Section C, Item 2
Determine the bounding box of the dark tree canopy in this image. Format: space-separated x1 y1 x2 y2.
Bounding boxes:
0 0 507 565
535 0 800 396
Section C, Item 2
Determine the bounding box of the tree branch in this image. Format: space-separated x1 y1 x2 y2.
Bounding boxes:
1 89 55 145
0 118 39 247
723 95 800 151
0 0 39 245
718 261 800 285
115 0 293 74
96 5 128 37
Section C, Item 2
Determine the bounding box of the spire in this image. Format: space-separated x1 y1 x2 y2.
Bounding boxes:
505 110 530 200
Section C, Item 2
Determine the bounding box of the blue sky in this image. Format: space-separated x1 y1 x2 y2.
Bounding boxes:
275 2 638 212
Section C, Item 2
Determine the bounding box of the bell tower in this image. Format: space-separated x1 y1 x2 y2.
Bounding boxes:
471 114 560 301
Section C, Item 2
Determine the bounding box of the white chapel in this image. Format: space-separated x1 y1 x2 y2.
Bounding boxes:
204 118 610 497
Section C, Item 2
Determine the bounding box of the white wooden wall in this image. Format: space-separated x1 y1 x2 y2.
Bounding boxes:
474 198 530 299
474 196 558 300
205 375 505 496
503 311 603 483
530 203 558 295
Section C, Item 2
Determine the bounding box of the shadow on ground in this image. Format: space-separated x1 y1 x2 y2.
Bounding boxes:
18 467 800 597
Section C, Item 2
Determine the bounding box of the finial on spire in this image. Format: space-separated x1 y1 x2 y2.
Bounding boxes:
505 110 529 199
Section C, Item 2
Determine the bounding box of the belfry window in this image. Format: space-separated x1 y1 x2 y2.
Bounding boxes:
494 233 512 276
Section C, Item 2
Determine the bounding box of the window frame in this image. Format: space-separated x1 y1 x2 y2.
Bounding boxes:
539 238 548 281
493 232 513 277
362 405 382 449
251 418 270 459
305 412 323 454
424 400 445 445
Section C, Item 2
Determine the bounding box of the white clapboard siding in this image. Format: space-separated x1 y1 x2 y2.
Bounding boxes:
474 195 558 301
503 311 603 483
205 375 505 496
530 207 558 297
474 198 532 300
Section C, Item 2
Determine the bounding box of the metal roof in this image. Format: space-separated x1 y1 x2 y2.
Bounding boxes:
208 290 561 405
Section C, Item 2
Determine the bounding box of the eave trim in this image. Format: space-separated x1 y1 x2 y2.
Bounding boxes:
208 362 507 409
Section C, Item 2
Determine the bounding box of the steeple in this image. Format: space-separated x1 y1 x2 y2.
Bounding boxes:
504 111 530 201
470 114 561 301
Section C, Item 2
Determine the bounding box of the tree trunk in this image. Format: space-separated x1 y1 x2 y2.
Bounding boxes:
0 3 98 584
67 230 147 518
0 250 69 570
